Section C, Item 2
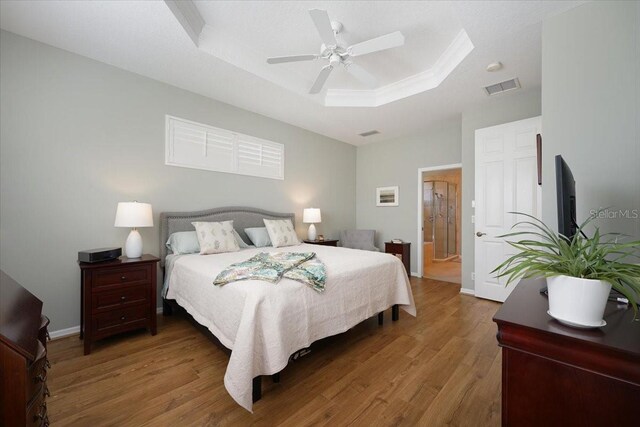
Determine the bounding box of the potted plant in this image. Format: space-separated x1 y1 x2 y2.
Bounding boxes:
492 212 640 328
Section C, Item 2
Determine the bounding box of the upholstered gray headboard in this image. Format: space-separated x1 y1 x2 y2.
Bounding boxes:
159 206 295 267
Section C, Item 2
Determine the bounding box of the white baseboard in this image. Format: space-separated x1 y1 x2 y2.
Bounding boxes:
459 287 475 296
49 325 80 339
410 272 420 278
49 307 164 340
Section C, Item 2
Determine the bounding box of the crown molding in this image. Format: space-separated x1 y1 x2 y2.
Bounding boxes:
324 30 474 107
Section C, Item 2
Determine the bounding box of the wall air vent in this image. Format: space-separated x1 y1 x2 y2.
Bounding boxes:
359 130 381 137
484 78 521 96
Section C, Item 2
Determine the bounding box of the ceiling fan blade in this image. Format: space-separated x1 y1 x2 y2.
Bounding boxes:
348 31 405 57
309 9 337 47
346 63 378 88
309 65 333 94
267 54 318 64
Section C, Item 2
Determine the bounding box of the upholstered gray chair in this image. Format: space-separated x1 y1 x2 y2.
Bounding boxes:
339 230 380 251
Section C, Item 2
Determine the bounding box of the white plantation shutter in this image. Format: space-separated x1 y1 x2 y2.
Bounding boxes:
165 115 284 180
237 134 284 179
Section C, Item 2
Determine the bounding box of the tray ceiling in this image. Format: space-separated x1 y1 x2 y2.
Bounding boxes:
191 1 473 106
0 1 584 145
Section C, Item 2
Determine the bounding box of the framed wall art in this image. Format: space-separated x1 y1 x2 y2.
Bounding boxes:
376 186 399 207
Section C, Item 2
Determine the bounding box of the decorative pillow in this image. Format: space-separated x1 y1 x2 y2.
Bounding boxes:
263 219 300 248
192 221 240 255
233 229 252 249
244 227 272 247
166 231 200 255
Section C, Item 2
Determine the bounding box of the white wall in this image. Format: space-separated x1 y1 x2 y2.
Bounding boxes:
0 31 357 332
5 0 630 333
541 1 640 239
355 89 541 284
355 117 462 274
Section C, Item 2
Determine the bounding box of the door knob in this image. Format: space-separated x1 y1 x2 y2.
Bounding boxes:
476 232 486 237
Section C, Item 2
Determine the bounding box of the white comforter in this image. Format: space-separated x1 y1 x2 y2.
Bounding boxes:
165 243 416 411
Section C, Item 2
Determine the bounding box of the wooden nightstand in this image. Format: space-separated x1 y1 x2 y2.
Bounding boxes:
79 254 159 355
303 239 339 247
385 242 411 274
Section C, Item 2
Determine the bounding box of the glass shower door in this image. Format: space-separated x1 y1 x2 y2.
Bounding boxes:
447 183 457 257
433 181 448 259
423 181 434 243
424 180 458 261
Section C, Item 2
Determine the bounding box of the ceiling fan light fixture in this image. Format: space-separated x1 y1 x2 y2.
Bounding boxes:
267 9 405 94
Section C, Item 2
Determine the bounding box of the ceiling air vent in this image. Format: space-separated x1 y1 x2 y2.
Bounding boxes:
359 130 380 137
484 78 521 96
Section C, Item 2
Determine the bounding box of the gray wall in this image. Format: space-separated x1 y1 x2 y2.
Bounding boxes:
460 89 542 292
355 117 462 273
541 1 640 239
0 31 357 332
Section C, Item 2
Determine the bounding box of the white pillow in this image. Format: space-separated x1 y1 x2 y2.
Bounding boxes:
192 221 240 255
166 231 200 254
244 227 272 247
233 229 252 249
263 219 300 248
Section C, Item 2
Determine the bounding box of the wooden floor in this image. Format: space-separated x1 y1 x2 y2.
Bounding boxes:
47 278 502 426
424 260 462 285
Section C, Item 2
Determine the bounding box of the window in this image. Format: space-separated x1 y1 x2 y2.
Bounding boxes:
165 115 284 180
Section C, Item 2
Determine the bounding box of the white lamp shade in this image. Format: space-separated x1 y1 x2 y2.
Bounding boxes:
114 202 154 228
303 208 321 224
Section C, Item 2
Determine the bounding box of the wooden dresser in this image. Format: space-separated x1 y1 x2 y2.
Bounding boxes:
79 255 159 355
494 278 640 427
0 270 50 427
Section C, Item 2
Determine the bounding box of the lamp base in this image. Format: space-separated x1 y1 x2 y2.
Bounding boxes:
307 224 317 241
125 229 143 258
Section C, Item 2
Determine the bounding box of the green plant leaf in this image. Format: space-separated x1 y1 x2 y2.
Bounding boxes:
492 211 640 319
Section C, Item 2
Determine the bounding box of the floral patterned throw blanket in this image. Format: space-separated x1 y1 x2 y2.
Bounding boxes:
213 252 326 293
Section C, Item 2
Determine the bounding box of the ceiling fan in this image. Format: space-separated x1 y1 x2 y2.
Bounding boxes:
266 9 405 94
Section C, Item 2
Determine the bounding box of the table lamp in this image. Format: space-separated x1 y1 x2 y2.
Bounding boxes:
303 208 321 241
114 201 153 258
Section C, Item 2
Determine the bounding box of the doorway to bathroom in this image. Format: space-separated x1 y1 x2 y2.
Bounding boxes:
418 165 462 284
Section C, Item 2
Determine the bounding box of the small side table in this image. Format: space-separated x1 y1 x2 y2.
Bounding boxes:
385 242 411 274
303 239 339 247
79 254 159 355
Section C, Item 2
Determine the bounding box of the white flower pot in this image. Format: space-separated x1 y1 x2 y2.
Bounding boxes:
547 275 611 328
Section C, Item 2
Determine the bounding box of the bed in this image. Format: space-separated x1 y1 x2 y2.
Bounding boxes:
160 207 416 412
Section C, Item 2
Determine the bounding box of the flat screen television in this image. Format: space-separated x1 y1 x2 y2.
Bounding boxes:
555 155 577 239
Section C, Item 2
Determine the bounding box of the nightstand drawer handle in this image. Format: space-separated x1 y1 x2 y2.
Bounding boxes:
121 296 126 300
121 275 126 280
121 316 126 321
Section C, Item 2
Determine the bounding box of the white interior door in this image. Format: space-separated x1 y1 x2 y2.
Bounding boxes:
474 116 542 302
